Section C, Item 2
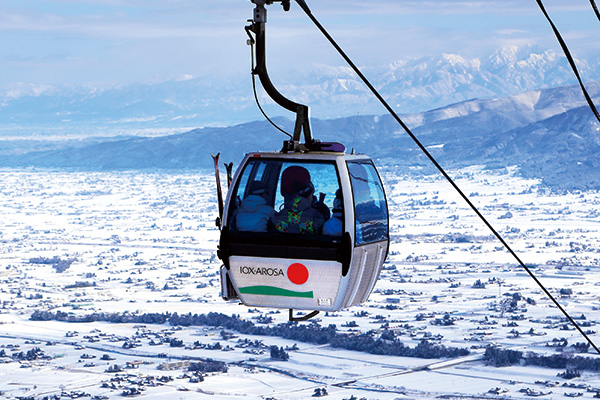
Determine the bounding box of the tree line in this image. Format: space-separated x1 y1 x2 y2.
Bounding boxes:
30 310 469 360
484 345 600 372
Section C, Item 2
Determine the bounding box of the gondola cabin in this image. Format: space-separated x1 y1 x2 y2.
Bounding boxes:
218 149 389 315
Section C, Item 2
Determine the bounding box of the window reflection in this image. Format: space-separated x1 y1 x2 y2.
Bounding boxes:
348 161 388 245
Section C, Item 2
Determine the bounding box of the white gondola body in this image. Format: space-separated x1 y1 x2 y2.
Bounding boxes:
219 151 389 312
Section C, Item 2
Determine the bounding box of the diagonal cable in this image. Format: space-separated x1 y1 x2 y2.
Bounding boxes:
294 0 600 354
536 0 600 124
591 0 600 22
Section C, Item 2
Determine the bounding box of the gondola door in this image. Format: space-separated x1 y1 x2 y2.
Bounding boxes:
333 158 389 309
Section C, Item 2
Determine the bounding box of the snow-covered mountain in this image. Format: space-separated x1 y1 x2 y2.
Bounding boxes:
1 46 598 139
2 81 599 190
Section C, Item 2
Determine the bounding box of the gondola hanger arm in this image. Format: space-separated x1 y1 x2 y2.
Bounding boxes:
248 0 313 152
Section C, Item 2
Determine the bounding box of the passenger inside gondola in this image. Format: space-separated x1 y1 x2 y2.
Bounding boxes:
323 189 343 236
232 180 274 232
272 166 329 235
228 160 340 238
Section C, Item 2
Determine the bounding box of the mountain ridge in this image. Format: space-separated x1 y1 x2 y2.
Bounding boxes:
1 81 599 190
2 46 598 138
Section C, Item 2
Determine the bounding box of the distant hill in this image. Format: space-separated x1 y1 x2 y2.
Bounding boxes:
1 82 599 190
1 45 598 137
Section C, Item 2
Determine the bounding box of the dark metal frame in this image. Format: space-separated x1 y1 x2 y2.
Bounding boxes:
246 0 313 152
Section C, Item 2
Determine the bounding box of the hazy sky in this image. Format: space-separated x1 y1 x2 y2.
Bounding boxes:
0 0 598 92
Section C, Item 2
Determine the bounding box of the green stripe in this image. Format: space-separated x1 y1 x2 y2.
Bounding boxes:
239 285 314 298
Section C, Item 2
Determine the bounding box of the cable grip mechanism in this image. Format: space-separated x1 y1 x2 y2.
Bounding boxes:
251 0 291 13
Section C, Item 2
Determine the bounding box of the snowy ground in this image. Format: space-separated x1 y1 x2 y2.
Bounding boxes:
1 166 600 399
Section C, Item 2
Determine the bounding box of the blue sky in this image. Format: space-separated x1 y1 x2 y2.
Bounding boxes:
0 0 598 92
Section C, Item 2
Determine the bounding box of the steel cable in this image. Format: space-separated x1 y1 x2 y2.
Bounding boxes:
295 0 600 354
591 0 600 22
536 0 600 124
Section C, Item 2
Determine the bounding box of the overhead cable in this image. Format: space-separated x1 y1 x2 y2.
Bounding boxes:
536 0 600 125
591 0 600 23
294 0 600 354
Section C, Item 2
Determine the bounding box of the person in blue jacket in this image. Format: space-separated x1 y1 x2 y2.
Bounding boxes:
233 180 274 232
323 189 343 236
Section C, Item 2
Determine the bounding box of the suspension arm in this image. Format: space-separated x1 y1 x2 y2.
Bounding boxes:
248 0 313 149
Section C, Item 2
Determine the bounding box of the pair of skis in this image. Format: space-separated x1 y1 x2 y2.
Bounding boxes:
212 153 233 229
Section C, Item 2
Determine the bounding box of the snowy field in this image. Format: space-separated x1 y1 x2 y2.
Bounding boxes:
1 166 600 400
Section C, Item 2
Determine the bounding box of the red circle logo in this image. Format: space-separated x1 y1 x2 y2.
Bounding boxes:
287 263 309 285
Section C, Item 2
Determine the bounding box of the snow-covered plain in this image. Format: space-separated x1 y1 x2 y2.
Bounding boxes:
1 166 600 400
